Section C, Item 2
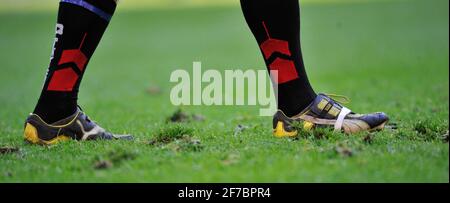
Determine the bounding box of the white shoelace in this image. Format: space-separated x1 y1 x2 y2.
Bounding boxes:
334 107 351 132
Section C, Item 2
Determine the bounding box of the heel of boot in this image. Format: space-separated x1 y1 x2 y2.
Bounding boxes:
273 121 298 138
24 123 40 144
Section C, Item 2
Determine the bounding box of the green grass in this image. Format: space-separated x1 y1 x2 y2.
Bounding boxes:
0 0 448 182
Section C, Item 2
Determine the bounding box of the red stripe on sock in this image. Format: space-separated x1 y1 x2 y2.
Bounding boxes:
269 58 299 84
260 39 291 59
58 49 88 71
47 68 79 91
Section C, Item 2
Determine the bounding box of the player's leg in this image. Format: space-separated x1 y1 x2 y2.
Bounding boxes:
240 0 389 136
24 0 132 145
241 0 316 117
34 0 116 123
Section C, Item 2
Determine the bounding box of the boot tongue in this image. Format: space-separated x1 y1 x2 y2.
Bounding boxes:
51 108 81 126
307 94 343 119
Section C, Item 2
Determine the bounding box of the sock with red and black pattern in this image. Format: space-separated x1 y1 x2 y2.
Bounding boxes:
33 0 117 123
241 0 316 117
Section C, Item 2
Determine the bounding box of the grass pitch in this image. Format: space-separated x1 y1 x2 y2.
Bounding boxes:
0 0 448 182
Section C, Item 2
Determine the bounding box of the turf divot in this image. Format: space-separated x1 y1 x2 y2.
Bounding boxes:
93 149 137 170
149 125 203 152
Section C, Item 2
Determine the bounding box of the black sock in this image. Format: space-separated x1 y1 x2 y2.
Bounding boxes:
33 0 117 123
240 0 316 117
